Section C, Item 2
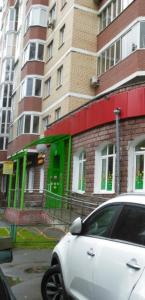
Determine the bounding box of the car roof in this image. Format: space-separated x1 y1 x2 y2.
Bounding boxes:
104 193 145 206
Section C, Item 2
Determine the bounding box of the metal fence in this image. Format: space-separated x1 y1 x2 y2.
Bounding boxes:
0 190 109 244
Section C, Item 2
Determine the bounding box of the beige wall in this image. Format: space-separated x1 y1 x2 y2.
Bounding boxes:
42 0 98 126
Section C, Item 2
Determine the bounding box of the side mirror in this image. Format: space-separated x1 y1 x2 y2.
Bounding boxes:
70 217 82 235
0 238 13 264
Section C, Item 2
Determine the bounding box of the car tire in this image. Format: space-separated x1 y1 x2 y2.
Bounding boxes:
41 264 68 300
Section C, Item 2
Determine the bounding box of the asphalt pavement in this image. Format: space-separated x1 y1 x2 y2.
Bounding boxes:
1 248 52 300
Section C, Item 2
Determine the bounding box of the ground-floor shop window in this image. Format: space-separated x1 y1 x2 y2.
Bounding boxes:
94 144 116 193
72 150 86 193
135 141 145 190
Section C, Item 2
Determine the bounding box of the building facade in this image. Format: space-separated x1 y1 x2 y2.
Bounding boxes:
1 0 145 211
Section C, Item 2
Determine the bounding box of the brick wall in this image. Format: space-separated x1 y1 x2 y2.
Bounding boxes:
71 116 145 201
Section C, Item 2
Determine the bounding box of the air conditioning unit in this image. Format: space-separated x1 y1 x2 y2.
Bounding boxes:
47 17 56 29
90 76 100 87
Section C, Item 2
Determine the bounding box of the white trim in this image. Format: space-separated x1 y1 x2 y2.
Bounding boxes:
128 135 145 192
94 143 116 194
97 71 145 97
98 0 112 14
45 47 96 78
42 92 93 115
12 111 41 124
72 47 97 57
25 4 48 19
74 4 98 15
97 17 145 55
46 3 97 44
23 39 46 49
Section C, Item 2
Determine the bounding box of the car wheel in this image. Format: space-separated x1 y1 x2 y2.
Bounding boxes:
41 264 68 300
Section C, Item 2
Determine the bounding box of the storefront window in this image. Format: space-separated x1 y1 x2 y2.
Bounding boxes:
100 145 115 192
78 151 86 192
135 141 145 190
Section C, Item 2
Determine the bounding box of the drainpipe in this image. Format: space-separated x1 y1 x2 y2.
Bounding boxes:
114 108 121 195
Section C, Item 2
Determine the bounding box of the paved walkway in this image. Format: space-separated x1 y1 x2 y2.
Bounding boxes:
2 249 52 300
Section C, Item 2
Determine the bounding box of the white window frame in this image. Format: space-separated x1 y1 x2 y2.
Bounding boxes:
59 24 65 47
94 144 116 194
57 65 63 88
25 5 48 33
49 4 56 21
97 21 140 76
20 76 42 99
23 40 45 66
44 77 51 98
55 107 61 120
72 150 86 194
99 0 133 32
17 113 40 136
43 115 50 130
47 40 53 60
128 136 145 192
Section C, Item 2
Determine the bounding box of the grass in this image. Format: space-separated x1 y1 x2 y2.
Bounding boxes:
0 227 58 249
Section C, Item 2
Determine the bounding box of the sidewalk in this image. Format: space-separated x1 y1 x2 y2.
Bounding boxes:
2 248 52 300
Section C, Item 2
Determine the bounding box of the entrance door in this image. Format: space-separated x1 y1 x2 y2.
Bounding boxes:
46 141 65 208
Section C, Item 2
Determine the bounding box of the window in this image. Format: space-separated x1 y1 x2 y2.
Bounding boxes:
25 6 48 33
33 116 39 133
47 40 53 60
6 8 16 32
55 107 61 120
61 0 67 9
49 4 56 21
44 77 51 97
97 22 140 76
99 0 134 32
23 41 44 65
1 58 14 83
57 65 63 88
0 137 4 150
83 205 121 237
0 84 12 108
3 33 15 57
43 115 50 130
134 141 145 190
59 25 65 47
72 150 86 193
101 145 115 192
17 115 24 136
24 115 31 133
94 144 116 193
20 77 42 99
17 114 39 136
140 22 145 48
15 30 21 61
111 205 145 246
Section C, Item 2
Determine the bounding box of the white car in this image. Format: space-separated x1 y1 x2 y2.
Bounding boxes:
41 194 145 300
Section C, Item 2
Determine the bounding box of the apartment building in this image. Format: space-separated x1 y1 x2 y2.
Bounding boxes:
2 0 145 216
43 0 145 200
0 0 99 209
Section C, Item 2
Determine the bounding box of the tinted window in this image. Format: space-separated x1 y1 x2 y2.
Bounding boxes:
83 205 121 238
111 205 145 246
